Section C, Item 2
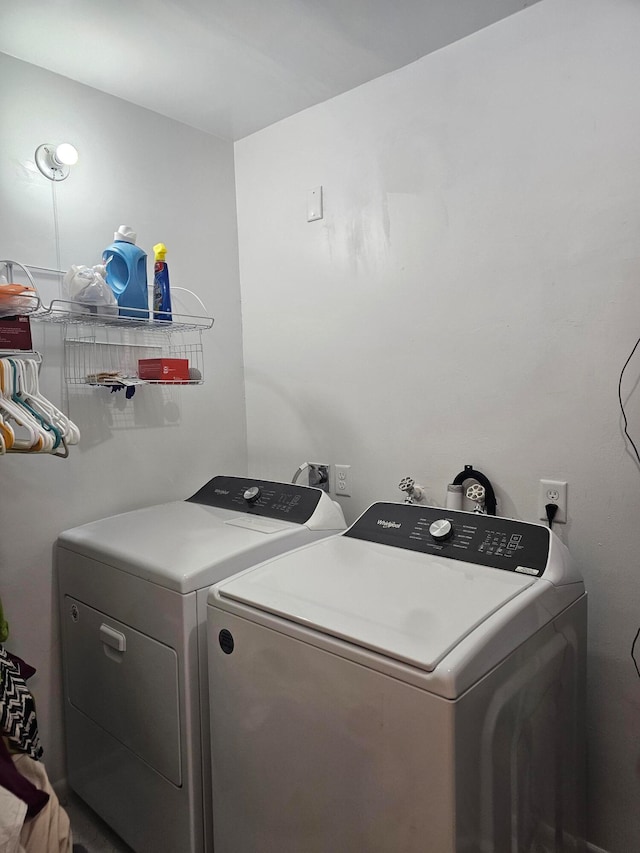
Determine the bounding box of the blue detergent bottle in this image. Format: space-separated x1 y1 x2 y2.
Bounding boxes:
103 225 149 319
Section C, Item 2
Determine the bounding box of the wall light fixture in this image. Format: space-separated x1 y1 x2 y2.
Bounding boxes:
34 142 79 181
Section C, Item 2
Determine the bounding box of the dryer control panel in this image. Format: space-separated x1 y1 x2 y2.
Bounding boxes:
188 476 322 524
345 503 550 577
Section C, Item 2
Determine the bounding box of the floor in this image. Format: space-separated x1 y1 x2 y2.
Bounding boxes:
63 792 133 853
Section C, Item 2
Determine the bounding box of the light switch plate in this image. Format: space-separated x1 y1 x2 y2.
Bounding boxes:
307 186 323 221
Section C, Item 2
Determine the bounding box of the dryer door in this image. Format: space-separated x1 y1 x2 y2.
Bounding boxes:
63 596 181 785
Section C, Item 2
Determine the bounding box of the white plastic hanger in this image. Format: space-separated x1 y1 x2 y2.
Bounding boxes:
0 407 14 451
0 357 79 456
19 358 80 445
0 359 48 451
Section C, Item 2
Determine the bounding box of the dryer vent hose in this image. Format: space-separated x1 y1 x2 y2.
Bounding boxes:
451 465 497 515
291 462 310 484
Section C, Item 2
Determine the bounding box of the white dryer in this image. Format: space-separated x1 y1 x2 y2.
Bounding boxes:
208 502 587 853
57 476 345 853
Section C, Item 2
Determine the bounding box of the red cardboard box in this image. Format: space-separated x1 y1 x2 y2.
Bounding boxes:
0 316 33 350
138 358 189 382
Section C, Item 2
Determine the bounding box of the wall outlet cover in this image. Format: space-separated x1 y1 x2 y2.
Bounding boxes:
334 464 351 497
538 479 567 524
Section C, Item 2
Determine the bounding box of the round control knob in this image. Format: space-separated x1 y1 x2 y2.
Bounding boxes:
243 486 261 503
429 519 453 541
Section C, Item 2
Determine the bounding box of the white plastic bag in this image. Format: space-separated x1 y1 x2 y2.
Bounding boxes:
0 276 38 316
63 264 118 314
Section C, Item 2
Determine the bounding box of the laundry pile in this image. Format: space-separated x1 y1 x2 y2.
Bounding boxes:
0 600 73 853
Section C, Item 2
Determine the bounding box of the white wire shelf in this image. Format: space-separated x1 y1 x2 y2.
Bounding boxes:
64 331 206 387
32 299 214 332
1 262 213 388
0 296 213 331
0 350 43 363
1 262 213 330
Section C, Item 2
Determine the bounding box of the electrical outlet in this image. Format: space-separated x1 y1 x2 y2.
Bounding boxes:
538 479 568 524
334 464 351 497
309 463 330 492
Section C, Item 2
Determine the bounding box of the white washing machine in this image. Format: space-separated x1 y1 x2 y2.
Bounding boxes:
208 502 587 853
57 475 345 853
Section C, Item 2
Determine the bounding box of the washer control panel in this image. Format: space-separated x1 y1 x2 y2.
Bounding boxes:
188 476 321 524
345 502 550 576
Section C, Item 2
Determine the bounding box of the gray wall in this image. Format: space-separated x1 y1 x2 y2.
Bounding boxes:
0 53 247 783
235 1 640 850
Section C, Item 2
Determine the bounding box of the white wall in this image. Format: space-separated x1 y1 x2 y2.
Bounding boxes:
0 54 247 783
235 1 640 850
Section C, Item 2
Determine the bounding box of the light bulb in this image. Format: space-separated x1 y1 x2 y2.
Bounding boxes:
54 143 79 166
35 142 79 180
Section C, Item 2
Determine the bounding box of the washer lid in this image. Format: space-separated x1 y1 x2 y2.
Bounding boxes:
215 535 536 672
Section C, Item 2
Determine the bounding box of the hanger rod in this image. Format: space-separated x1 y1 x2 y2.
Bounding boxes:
25 265 65 275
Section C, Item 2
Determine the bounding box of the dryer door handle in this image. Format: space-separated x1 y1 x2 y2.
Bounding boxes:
99 623 126 653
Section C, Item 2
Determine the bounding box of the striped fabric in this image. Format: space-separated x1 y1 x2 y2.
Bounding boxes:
0 646 42 760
